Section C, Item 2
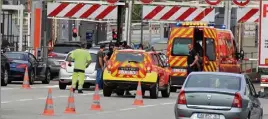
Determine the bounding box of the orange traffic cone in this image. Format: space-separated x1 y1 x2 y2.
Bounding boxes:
42 88 54 116
22 67 31 89
64 87 76 114
90 84 102 111
133 81 144 106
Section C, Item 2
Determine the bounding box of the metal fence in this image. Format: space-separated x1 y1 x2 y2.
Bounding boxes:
2 35 29 51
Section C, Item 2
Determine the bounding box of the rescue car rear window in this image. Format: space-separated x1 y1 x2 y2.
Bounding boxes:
205 38 216 61
172 38 192 56
115 52 144 63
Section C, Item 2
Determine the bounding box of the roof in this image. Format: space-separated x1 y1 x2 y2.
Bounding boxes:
189 72 244 78
118 49 146 52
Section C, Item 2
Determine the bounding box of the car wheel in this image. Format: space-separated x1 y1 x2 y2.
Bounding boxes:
42 69 51 84
1 67 8 86
150 80 159 99
161 79 171 98
59 81 67 90
29 70 35 85
116 89 125 96
103 84 112 97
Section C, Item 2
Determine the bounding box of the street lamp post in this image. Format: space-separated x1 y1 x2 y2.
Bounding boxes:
0 0 3 109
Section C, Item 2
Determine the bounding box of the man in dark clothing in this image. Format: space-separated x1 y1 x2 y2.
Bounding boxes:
96 44 106 89
187 44 199 75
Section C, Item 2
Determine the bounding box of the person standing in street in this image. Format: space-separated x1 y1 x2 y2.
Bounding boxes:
68 43 92 94
187 44 199 75
96 44 106 89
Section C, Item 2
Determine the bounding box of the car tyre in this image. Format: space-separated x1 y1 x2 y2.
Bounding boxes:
59 81 67 90
161 79 171 98
1 67 8 86
29 70 35 85
83 84 90 89
42 69 51 84
116 89 125 96
103 84 112 97
150 81 159 99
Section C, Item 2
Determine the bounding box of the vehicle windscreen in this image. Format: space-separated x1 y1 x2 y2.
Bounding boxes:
185 74 241 91
66 53 97 62
53 45 80 54
5 53 25 60
172 38 192 56
115 52 145 63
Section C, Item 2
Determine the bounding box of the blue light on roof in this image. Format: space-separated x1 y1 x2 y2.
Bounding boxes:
176 22 182 26
220 25 226 29
207 23 215 26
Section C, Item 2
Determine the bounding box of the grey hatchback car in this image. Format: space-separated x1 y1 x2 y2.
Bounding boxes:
174 72 263 119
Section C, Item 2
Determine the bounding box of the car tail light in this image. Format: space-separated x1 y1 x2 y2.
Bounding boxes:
61 62 66 69
177 90 186 104
16 64 27 68
261 77 268 83
48 52 57 58
232 92 242 108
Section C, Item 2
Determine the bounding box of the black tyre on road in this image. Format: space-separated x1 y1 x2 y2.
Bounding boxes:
1 67 8 86
59 81 67 90
161 79 171 98
29 70 35 85
103 84 113 97
42 69 51 84
150 80 159 99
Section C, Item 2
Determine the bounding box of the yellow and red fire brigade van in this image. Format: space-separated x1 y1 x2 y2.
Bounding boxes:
216 28 242 73
166 22 244 92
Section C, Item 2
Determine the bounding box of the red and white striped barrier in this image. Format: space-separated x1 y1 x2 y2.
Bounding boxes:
142 6 215 22
47 3 118 20
237 8 259 23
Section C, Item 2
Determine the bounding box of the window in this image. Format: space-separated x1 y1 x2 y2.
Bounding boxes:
115 52 144 63
245 75 257 96
66 53 97 62
5 53 26 61
185 74 241 91
205 38 216 61
53 45 81 54
172 38 192 56
28 54 37 63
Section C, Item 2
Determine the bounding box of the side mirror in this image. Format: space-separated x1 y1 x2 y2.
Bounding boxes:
239 50 244 60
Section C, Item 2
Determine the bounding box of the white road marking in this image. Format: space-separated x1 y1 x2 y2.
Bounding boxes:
74 102 174 117
1 85 60 91
1 92 97 104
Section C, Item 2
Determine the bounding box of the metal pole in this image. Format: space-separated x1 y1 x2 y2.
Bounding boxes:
123 0 129 42
238 23 242 51
140 6 143 44
19 5 24 51
127 0 133 45
149 22 152 44
0 0 3 108
160 23 164 41
227 0 232 29
223 0 229 28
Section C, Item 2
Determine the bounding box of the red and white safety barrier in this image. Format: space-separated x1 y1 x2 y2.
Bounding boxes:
142 6 215 22
237 8 259 23
47 3 118 20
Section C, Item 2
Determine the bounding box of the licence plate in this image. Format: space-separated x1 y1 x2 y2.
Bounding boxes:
172 68 187 72
118 70 137 75
197 113 220 119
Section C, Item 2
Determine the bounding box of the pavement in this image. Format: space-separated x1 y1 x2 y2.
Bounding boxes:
1 81 268 119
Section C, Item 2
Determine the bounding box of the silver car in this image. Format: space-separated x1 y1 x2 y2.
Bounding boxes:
58 49 97 90
174 72 263 119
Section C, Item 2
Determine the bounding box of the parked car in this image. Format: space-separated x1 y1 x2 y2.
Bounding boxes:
1 53 10 86
48 42 81 79
5 52 51 84
58 49 97 90
174 72 263 119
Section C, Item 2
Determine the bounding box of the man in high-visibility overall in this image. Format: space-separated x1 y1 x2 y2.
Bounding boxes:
69 43 91 94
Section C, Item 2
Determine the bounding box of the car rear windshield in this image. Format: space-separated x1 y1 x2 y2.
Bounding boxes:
66 53 97 62
172 38 192 56
185 74 241 91
115 52 145 63
53 45 80 54
5 53 25 60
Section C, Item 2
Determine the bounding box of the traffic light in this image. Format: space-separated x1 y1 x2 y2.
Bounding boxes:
72 28 77 38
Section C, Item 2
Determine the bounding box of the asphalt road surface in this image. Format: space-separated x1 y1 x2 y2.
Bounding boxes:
1 81 268 119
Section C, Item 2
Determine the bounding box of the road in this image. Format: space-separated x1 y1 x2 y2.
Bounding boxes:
1 81 268 119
